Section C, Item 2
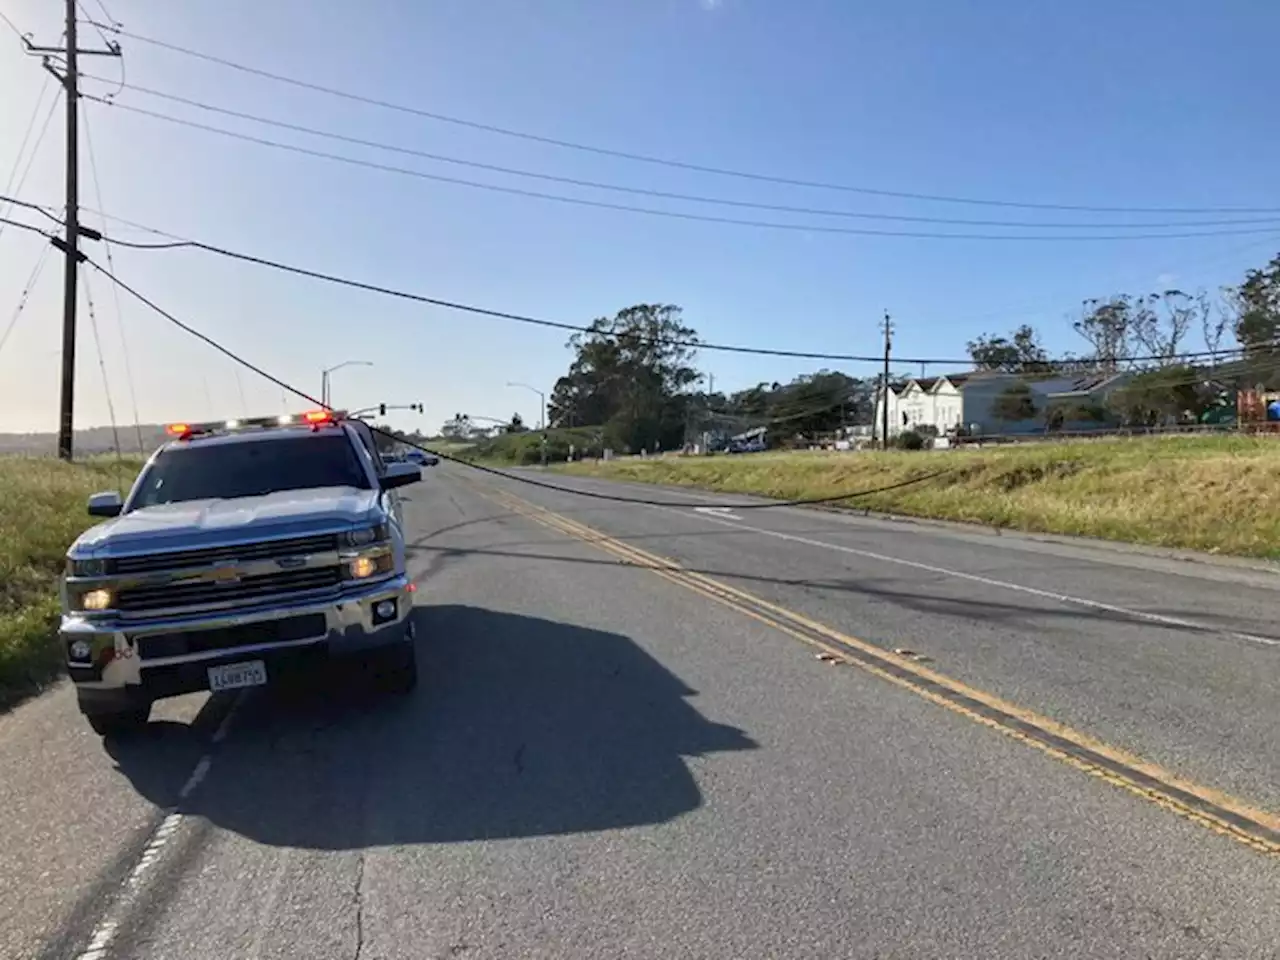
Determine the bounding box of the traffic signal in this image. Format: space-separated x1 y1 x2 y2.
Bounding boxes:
378 403 386 416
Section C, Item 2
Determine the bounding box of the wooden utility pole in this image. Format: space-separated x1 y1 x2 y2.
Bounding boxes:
26 2 120 460
881 311 893 450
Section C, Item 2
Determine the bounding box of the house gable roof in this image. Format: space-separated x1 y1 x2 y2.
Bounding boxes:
1045 372 1130 398
931 373 974 392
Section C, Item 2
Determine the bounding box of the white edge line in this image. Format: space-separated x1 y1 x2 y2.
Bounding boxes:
650 503 1280 649
74 694 243 959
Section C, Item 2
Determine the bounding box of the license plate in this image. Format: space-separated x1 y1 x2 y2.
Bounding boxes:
207 660 267 691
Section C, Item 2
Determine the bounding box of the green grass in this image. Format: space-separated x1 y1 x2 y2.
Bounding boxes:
0 456 140 710
459 427 605 466
423 440 475 457
556 436 1280 559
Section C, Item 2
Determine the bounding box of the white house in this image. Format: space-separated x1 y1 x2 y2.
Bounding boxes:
873 374 972 439
874 371 1130 439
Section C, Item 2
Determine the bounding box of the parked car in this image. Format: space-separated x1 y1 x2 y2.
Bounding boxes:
404 449 439 467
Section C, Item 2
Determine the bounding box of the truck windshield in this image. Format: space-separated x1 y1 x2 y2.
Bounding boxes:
129 434 372 509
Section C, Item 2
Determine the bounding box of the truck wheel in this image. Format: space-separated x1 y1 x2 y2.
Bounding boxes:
84 706 151 737
376 642 417 695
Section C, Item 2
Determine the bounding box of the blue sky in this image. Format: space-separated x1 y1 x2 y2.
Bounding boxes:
2 0 1278 435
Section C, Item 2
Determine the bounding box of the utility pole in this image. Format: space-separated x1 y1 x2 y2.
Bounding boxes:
881 311 893 450
26 3 120 460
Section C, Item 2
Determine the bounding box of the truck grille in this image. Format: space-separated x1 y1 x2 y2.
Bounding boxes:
109 533 341 576
116 568 343 613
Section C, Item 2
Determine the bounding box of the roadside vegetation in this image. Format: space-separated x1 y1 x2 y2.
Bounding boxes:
458 426 606 466
0 456 138 709
556 436 1280 559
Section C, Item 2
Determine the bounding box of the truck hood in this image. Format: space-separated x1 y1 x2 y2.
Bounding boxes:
72 486 382 557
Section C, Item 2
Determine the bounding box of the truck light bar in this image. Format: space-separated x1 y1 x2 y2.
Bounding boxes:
165 410 346 440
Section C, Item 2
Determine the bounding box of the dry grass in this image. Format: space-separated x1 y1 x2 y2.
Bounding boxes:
0 456 140 709
557 436 1280 559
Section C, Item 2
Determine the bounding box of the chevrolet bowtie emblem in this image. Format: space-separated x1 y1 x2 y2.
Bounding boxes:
206 564 242 584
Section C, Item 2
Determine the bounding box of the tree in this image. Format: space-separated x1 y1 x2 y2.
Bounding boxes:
441 413 472 440
1224 252 1280 357
967 324 1050 372
547 304 701 453
1130 290 1198 366
1204 291 1233 365
690 372 876 448
992 383 1037 423
1107 365 1211 426
1075 297 1134 370
506 412 527 433
1044 401 1109 431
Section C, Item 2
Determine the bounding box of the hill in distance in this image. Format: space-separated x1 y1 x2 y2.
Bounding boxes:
0 424 168 456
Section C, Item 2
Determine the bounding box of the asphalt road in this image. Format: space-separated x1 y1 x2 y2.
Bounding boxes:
2 464 1278 959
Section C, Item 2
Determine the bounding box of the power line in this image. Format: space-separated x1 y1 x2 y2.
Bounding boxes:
4 203 1271 371
75 2 124 98
75 1 113 53
0 245 51 357
0 84 62 245
13 192 1280 346
81 95 1280 243
1 76 52 198
0 8 29 43
3 195 189 241
84 20 1280 218
0 206 965 363
78 262 123 457
0 213 50 239
20 211 1276 452
78 248 958 508
82 104 145 453
74 79 1280 232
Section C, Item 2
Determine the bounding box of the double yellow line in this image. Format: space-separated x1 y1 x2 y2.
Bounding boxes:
481 483 1280 856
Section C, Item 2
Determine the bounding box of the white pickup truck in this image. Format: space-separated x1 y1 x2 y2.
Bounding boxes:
59 409 422 736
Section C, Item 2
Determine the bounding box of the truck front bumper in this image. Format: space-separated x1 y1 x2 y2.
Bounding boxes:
61 577 415 712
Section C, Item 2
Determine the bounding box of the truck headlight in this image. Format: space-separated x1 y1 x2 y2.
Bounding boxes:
343 523 389 548
348 552 394 580
68 639 93 662
77 588 114 612
67 557 109 577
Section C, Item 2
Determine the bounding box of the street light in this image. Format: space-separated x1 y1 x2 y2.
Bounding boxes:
506 382 546 430
507 381 548 466
321 360 373 408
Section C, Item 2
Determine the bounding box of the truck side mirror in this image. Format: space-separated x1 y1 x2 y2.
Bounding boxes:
381 461 421 491
87 491 123 518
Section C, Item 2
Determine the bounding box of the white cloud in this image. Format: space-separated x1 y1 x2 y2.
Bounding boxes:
699 0 724 10
1156 272 1178 287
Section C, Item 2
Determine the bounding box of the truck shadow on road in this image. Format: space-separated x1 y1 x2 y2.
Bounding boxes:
106 604 756 849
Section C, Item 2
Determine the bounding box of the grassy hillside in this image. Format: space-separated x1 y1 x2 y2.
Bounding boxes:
556 436 1280 559
0 457 140 709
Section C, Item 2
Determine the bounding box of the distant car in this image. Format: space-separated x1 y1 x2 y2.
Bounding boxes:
404 449 439 467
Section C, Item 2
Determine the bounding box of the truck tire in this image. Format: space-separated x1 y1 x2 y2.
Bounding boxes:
376 641 417 695
84 706 151 737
